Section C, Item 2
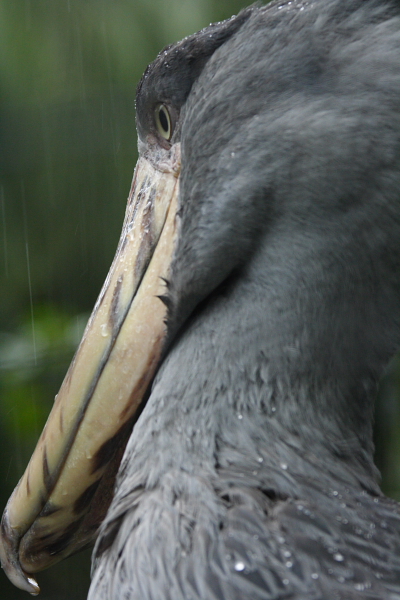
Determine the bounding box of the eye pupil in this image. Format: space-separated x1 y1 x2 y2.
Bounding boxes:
159 108 169 133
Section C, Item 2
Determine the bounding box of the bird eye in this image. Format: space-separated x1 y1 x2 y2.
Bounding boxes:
155 104 172 141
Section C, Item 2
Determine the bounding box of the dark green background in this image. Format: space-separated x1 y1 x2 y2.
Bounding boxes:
1 1 399 598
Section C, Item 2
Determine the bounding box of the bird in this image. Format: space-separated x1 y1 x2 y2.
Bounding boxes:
1 0 400 598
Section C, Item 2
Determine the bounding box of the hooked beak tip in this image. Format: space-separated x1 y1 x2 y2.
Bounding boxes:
0 512 40 595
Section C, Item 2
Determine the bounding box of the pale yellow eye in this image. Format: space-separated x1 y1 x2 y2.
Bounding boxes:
155 104 172 140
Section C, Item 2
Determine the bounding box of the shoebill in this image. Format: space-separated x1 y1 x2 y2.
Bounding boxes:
1 0 400 598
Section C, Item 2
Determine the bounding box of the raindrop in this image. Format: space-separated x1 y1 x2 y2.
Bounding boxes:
22 184 37 366
257 456 264 463
285 561 293 568
277 536 286 544
333 553 344 562
280 463 288 470
283 550 291 558
234 561 245 572
354 583 365 591
311 573 319 580
1 187 8 277
231 152 236 158
100 323 109 337
283 578 289 585
237 413 243 420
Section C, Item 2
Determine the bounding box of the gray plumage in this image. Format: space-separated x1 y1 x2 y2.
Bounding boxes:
89 1 400 598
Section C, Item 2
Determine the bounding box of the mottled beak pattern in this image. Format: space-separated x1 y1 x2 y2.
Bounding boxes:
0 147 181 594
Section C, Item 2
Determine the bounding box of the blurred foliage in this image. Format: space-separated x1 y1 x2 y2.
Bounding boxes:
0 1 399 599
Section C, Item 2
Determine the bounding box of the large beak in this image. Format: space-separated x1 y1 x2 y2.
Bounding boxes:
0 146 181 595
